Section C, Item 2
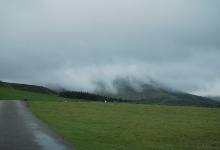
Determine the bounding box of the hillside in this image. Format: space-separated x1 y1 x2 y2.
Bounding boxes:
0 81 57 95
108 88 219 107
95 77 220 107
1 80 219 107
138 90 219 106
207 96 220 102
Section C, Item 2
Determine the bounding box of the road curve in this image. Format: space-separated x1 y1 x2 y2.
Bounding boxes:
0 100 76 150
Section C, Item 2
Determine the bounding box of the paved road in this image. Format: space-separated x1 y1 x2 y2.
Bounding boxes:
0 100 76 150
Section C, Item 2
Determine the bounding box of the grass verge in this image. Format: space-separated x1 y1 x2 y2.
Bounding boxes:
29 101 220 150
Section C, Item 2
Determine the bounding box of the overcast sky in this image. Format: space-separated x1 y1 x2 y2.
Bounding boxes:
0 0 220 96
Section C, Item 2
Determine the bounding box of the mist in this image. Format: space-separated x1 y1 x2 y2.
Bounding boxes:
0 0 220 96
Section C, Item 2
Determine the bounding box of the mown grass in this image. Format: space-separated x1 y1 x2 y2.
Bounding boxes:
29 101 220 150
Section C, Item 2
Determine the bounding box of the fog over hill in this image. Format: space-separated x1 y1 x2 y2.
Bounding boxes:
1 79 219 106
92 76 219 106
93 76 172 95
207 96 220 102
0 0 220 97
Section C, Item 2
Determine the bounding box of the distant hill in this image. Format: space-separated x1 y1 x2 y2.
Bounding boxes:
95 77 220 107
138 90 219 106
207 96 220 102
1 79 219 107
0 81 58 95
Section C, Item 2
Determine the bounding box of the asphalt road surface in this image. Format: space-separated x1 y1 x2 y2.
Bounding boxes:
0 100 76 150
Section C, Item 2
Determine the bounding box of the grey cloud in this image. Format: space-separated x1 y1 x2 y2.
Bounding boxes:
0 0 220 96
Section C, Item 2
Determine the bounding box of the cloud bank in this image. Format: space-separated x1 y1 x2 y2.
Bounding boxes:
0 0 220 96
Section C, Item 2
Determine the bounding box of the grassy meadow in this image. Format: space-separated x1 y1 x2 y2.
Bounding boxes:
1 87 220 149
29 102 220 150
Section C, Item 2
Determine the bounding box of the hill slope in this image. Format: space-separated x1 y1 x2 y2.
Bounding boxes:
1 80 219 107
207 96 220 102
95 77 220 107
0 81 57 95
0 87 75 102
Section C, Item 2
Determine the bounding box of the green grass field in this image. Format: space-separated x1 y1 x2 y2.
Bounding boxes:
1 87 220 149
29 102 220 150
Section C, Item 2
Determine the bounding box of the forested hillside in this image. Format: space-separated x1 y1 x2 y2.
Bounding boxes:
59 91 129 102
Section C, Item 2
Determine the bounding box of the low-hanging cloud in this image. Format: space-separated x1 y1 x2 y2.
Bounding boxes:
0 0 220 96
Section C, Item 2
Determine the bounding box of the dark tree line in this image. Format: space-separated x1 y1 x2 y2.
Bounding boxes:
59 91 129 103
